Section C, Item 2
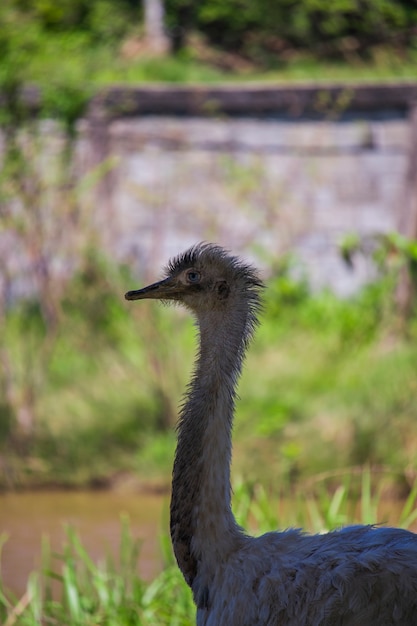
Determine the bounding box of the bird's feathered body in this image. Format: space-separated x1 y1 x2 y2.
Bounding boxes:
125 243 417 626
195 527 417 625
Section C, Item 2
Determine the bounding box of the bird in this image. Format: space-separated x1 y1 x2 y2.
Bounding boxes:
125 242 417 626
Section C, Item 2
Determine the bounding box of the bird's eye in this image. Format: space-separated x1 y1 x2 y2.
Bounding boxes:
186 270 201 283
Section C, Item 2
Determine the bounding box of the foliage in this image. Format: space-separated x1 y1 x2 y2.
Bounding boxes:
162 0 417 62
0 518 194 625
0 46 417 491
6 0 417 60
340 230 417 322
2 230 417 489
0 5 90 132
5 0 138 41
231 261 417 490
1 0 416 86
0 0 416 123
340 231 417 275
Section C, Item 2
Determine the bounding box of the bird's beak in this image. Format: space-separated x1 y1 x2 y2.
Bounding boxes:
125 277 182 301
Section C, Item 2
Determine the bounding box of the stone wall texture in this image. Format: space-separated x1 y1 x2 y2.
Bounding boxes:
82 82 416 295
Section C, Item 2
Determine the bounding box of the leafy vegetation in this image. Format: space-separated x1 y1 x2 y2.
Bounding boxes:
1 240 417 493
0 66 416 492
175 0 417 63
0 0 417 120
4 0 417 62
0 519 195 626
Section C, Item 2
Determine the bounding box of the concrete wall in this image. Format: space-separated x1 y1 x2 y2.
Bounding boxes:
83 82 416 294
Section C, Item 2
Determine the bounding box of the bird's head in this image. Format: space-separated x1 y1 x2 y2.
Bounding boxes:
125 242 263 317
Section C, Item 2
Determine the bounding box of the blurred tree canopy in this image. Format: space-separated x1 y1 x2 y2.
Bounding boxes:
192 0 417 56
1 0 416 62
4 0 140 40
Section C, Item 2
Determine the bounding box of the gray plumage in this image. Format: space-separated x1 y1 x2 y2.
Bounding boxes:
125 242 417 626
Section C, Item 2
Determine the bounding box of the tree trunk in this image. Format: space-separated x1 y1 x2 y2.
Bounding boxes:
396 102 417 319
143 0 170 55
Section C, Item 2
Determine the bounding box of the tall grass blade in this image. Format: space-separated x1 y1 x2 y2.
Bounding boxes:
399 477 417 529
62 561 82 622
360 466 376 525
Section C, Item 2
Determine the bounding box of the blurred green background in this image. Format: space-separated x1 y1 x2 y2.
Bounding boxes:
1 3 417 622
1 0 417 492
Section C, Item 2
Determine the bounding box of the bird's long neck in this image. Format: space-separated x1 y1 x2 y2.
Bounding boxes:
170 305 250 589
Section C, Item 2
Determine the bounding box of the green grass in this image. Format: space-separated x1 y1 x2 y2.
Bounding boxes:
3 265 417 492
1 475 417 625
26 34 227 88
19 32 417 94
0 519 195 626
232 284 417 490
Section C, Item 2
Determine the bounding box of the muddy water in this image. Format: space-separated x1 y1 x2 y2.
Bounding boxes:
0 490 168 597
2 490 415 599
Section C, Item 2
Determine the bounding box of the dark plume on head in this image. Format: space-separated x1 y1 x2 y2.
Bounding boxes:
165 242 264 325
